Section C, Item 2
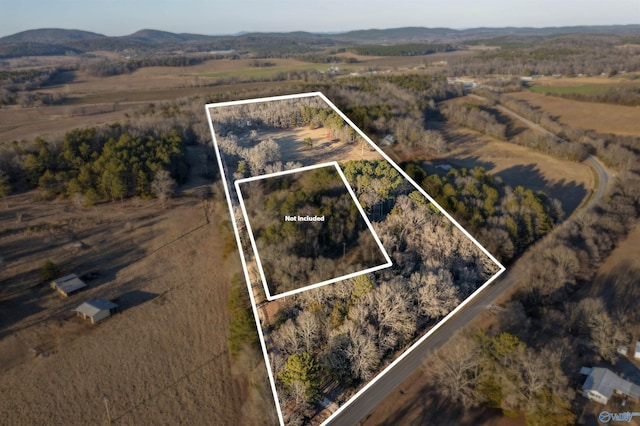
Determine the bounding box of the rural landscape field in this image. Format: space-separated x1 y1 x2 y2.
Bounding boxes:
1 11 640 426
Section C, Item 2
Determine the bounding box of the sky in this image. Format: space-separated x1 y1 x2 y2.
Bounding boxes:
0 0 638 37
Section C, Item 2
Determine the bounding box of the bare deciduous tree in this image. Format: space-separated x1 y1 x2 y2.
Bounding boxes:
151 169 176 208
428 336 483 409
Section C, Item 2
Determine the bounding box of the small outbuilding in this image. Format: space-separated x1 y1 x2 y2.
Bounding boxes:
73 299 119 324
634 342 640 359
50 274 87 297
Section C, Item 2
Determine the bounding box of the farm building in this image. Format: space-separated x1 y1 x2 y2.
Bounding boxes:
73 299 119 324
50 274 87 297
635 341 640 359
580 367 640 405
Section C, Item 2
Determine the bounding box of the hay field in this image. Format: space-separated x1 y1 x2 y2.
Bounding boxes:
507 91 640 135
0 191 264 425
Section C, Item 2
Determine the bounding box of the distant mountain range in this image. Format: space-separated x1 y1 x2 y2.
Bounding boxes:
1 25 639 58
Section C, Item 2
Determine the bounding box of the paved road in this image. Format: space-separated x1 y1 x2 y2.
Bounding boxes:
326 96 613 426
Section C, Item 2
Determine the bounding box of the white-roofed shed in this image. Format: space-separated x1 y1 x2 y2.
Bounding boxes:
73 299 118 324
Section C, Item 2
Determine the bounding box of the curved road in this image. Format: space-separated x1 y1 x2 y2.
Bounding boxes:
326 97 612 426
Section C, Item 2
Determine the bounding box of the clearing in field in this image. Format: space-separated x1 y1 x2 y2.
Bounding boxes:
206 92 505 426
235 162 391 299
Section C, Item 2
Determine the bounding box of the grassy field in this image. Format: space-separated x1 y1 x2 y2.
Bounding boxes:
0 187 273 424
508 91 640 135
0 142 274 424
529 84 611 95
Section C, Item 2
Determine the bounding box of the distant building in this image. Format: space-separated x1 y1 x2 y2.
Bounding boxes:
73 299 119 324
379 134 396 146
50 274 87 298
635 342 640 359
580 367 640 405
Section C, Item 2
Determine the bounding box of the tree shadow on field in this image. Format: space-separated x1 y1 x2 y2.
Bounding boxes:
0 289 47 339
41 70 76 88
441 155 497 173
590 261 640 324
366 382 509 426
495 164 586 216
441 127 490 155
112 289 159 310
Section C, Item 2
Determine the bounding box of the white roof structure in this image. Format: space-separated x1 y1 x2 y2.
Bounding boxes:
582 367 640 403
51 274 87 297
73 299 118 324
74 299 117 316
635 342 640 359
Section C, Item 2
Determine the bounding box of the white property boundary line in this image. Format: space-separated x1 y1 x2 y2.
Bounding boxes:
205 92 506 426
234 161 392 301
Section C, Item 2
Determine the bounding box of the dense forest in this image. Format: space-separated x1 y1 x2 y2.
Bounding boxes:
404 164 562 261
238 166 387 295
0 67 65 106
449 35 640 76
82 55 206 77
268 174 498 423
350 43 454 56
6 124 189 205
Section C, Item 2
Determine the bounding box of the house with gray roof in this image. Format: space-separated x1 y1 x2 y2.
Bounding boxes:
581 367 640 405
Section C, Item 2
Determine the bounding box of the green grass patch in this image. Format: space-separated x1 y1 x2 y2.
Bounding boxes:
529 84 606 95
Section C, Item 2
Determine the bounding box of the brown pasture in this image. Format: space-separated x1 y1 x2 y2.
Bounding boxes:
507 91 640 135
0 185 271 424
531 75 639 87
0 141 270 425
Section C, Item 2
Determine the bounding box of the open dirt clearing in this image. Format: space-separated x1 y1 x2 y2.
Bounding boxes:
0 189 257 425
253 127 381 165
507 91 640 135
